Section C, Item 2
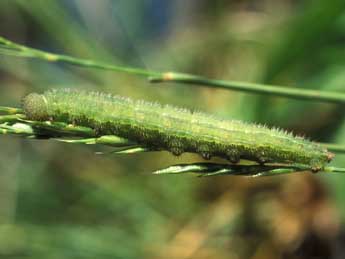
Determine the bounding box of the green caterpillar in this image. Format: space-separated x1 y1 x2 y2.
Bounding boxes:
22 89 333 172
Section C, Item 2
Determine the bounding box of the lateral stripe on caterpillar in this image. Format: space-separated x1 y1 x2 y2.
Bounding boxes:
22 89 334 171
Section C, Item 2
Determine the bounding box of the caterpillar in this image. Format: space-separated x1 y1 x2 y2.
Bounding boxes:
22 89 334 172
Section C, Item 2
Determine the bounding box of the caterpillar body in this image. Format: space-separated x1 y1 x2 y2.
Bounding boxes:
23 89 333 172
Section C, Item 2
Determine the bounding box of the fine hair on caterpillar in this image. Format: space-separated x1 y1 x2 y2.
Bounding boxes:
22 89 334 172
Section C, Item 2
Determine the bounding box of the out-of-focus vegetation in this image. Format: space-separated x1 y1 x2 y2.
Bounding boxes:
1 0 345 258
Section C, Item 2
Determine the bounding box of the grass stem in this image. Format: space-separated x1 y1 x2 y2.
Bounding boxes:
1 36 345 104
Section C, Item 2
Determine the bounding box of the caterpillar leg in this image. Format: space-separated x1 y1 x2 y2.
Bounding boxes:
226 149 240 164
310 158 329 173
168 139 184 156
197 145 212 160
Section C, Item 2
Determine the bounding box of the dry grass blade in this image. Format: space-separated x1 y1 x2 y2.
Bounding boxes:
152 162 308 177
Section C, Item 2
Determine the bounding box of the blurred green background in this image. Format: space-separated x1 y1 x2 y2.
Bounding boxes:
1 0 345 258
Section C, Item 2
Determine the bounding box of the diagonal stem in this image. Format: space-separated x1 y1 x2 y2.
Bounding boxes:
149 73 345 104
2 36 345 104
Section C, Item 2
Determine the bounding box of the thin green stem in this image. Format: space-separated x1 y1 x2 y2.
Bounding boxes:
0 36 160 77
0 114 25 124
149 73 345 104
321 143 345 154
1 36 345 104
0 106 23 114
26 121 96 137
56 135 135 147
324 166 345 173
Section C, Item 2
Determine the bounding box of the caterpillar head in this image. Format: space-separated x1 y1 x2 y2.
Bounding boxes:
22 93 49 121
